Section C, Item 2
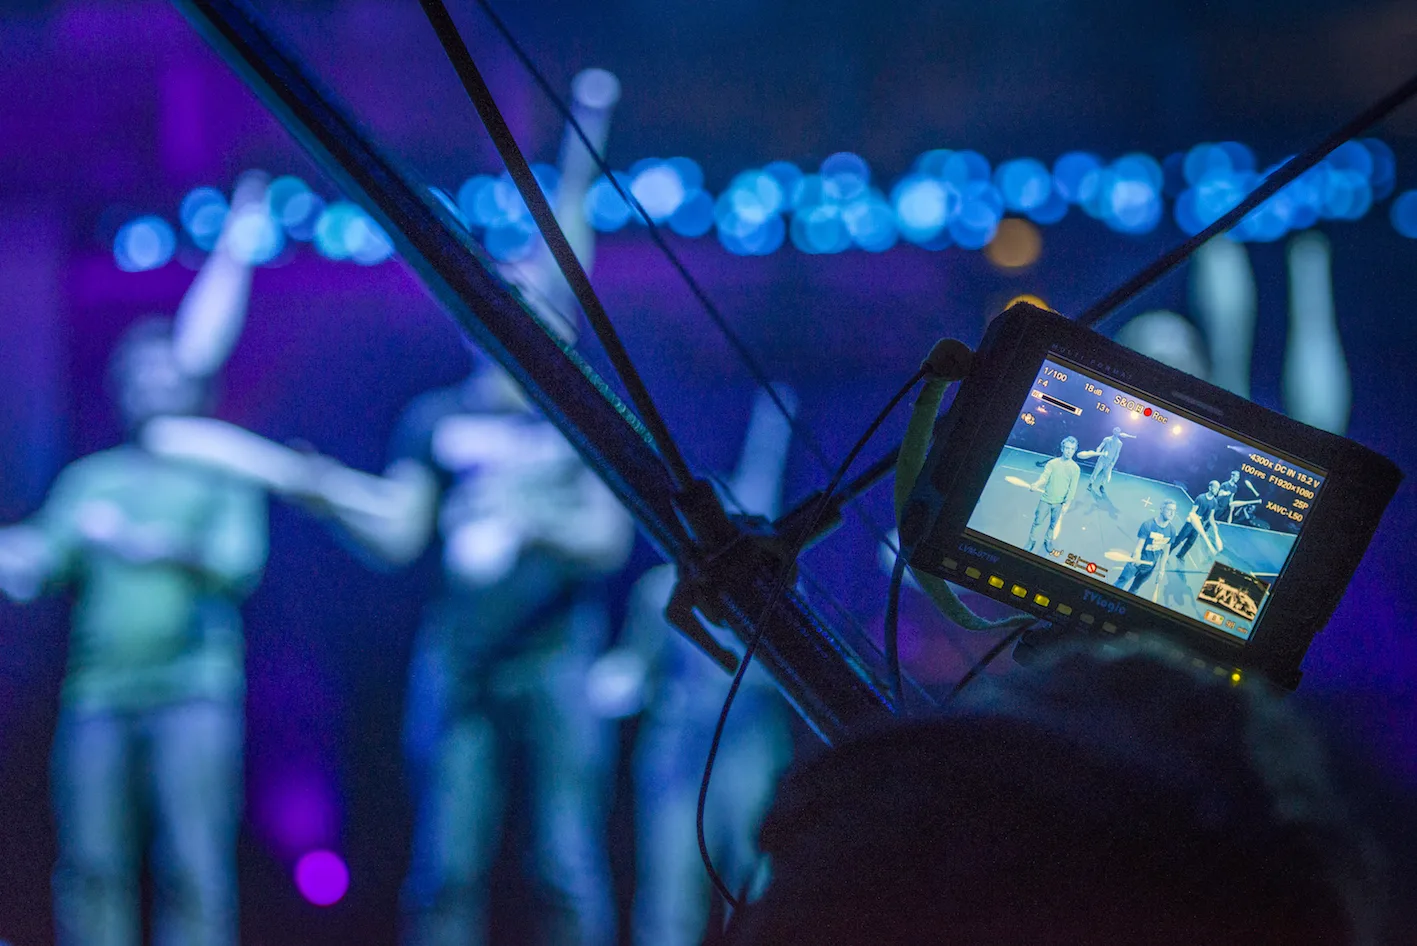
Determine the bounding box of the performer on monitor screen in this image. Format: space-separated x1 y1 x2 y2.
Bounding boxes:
1172 480 1226 562
0 173 270 946
1079 426 1136 497
1113 499 1179 596
1026 436 1080 555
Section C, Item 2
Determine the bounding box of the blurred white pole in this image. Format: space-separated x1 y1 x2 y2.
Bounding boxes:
508 68 621 342
1191 236 1257 398
726 385 797 520
1284 232 1351 434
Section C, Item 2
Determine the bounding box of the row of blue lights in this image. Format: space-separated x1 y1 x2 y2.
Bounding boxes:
110 140 1415 272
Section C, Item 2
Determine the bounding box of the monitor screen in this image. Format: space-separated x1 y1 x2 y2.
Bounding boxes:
964 354 1325 641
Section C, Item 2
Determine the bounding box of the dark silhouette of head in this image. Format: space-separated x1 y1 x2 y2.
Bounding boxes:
729 643 1382 945
108 318 211 431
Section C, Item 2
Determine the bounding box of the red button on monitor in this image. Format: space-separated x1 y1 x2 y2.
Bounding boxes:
1143 407 1153 417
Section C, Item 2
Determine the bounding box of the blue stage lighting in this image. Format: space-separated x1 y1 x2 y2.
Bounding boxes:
1173 188 1203 235
718 211 785 256
891 174 950 243
314 201 359 259
1362 138 1397 199
1391 190 1417 238
180 187 228 251
1052 151 1102 203
1184 143 1228 186
1216 141 1256 174
114 215 176 272
267 176 313 227
791 204 850 254
1026 189 1069 225
631 162 687 222
1321 169 1372 221
914 149 954 179
666 156 705 193
1101 155 1163 234
484 218 537 261
1193 170 1248 228
790 174 826 211
458 175 497 227
949 181 1002 249
1327 140 1373 179
996 158 1052 212
843 193 898 252
669 189 714 238
227 206 285 265
284 192 324 242
821 152 870 203
584 173 633 232
763 160 802 198
940 150 991 188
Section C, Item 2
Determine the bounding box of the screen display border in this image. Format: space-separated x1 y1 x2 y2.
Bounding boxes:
961 351 1329 646
899 302 1401 690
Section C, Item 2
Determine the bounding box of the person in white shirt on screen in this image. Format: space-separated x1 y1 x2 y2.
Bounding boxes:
1026 436 1080 555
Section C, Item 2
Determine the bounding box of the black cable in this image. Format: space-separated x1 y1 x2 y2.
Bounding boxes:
1077 67 1417 330
947 626 1029 702
416 0 696 493
884 550 909 710
468 0 901 557
697 368 926 909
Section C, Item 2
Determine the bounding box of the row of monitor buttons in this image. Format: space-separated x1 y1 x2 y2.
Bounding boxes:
945 557 1243 685
950 559 1119 634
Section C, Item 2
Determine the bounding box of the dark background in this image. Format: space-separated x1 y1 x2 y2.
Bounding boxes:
1 1 1415 942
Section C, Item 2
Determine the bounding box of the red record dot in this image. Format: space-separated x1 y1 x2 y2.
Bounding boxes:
1143 407 1153 417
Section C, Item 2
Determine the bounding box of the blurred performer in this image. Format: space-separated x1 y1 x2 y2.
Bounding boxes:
1172 480 1225 563
1079 425 1136 496
1113 499 1178 597
301 69 633 946
0 174 269 946
1025 436 1079 555
595 387 795 946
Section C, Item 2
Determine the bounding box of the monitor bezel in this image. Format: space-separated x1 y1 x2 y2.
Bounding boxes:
901 302 1402 689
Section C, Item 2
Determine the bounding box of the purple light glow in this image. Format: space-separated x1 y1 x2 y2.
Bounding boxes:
294 850 349 907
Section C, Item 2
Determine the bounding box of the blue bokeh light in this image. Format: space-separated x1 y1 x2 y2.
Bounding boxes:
179 187 228 251
314 201 391 263
995 158 1052 212
843 193 898 252
891 174 951 243
267 176 313 228
483 219 537 262
226 207 285 265
1052 152 1102 203
630 161 687 222
791 204 850 254
1391 190 1417 238
584 172 634 232
821 152 871 203
1362 138 1396 199
665 156 705 193
114 215 176 272
668 189 714 238
457 176 494 227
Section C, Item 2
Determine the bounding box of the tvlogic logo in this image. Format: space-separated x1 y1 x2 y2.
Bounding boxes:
1082 589 1126 615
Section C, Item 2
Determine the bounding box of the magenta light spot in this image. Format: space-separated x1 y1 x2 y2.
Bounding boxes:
294 850 349 907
